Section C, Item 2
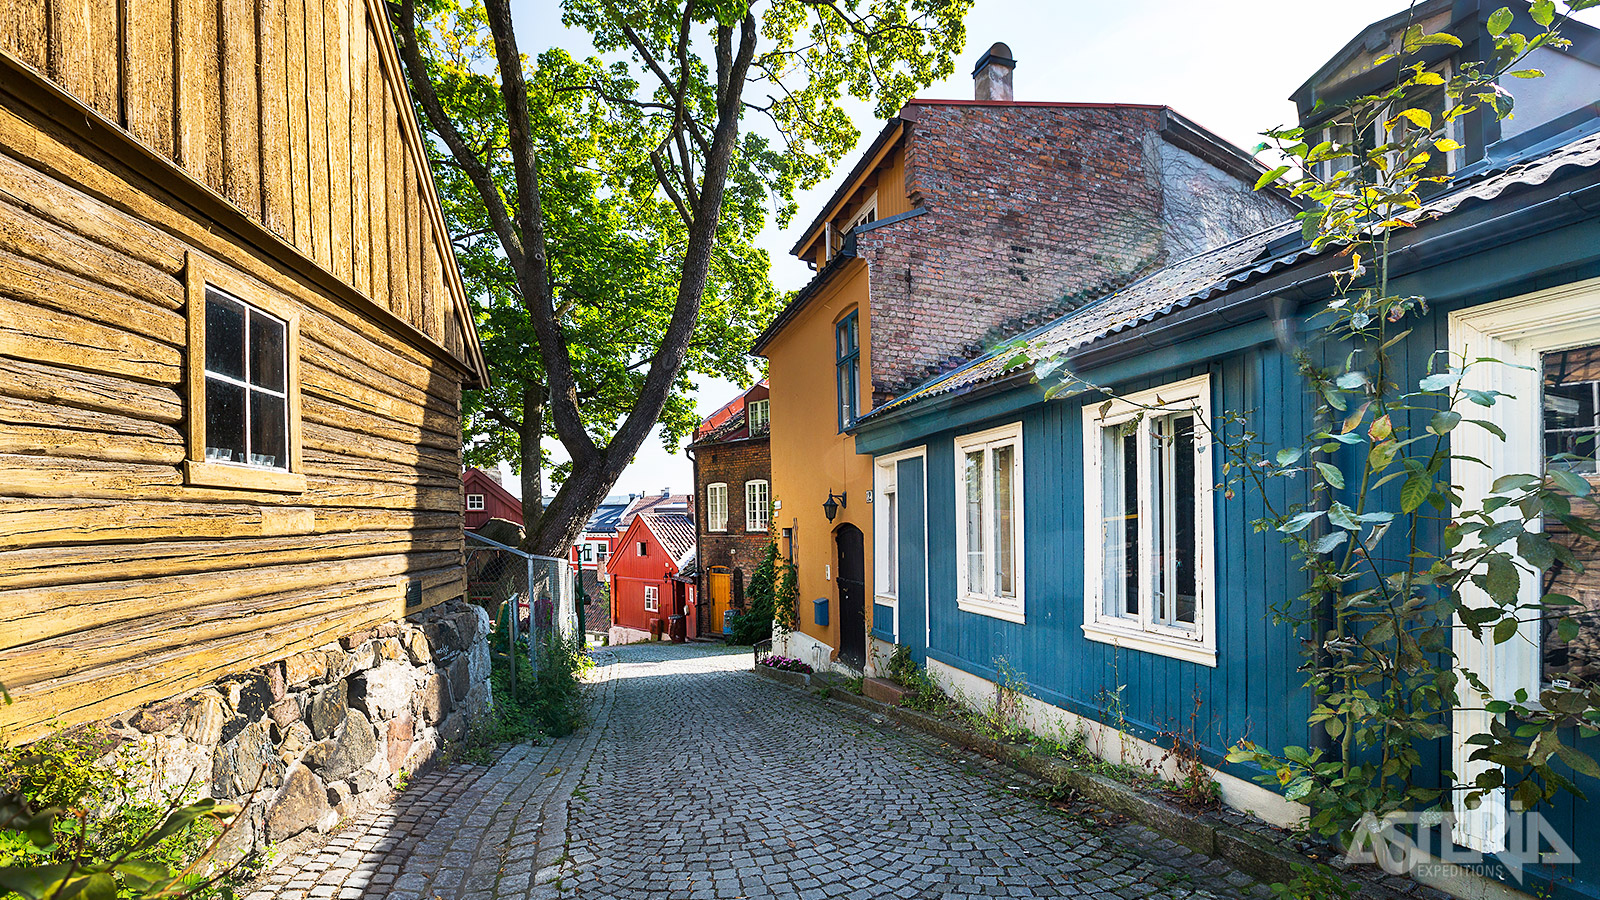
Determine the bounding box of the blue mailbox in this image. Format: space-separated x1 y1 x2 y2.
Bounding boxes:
812 597 829 627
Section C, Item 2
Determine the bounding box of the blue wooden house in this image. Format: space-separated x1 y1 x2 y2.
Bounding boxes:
851 3 1600 897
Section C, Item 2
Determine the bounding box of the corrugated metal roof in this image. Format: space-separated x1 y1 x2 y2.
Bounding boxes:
866 128 1600 420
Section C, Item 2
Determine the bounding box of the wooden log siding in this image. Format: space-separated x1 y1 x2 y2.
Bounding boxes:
0 0 476 362
0 0 485 743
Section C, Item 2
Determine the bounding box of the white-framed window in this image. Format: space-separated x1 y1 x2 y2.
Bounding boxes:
577 543 594 564
1447 278 1600 852
706 483 729 532
877 463 899 600
1082 374 1216 667
596 542 609 562
745 480 770 533
637 541 648 557
466 493 485 511
747 398 770 433
644 585 659 612
954 423 1024 623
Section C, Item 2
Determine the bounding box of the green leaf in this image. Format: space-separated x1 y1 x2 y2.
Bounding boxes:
1281 510 1324 534
1328 502 1359 531
1487 7 1514 36
1550 468 1593 497
1420 371 1461 391
1485 554 1520 602
1255 165 1291 191
1428 410 1461 435
1555 743 1600 780
1401 471 1432 513
1276 447 1304 467
1312 531 1348 554
1531 0 1556 27
1509 68 1546 79
1493 617 1520 644
1518 532 1557 570
1491 473 1538 494
1316 462 1345 490
1481 519 1522 547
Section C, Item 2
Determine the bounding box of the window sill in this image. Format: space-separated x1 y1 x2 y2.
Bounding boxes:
957 596 1025 625
1081 622 1217 667
185 460 306 494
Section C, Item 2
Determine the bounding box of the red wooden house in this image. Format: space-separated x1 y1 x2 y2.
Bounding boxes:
607 511 697 644
462 467 522 532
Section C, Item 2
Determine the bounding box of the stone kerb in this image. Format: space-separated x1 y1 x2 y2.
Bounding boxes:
103 598 495 858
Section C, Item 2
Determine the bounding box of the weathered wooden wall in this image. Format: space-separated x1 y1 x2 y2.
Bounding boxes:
0 0 470 361
0 0 479 743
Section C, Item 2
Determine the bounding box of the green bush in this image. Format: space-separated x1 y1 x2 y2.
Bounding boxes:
447 623 591 766
0 727 243 899
727 544 778 645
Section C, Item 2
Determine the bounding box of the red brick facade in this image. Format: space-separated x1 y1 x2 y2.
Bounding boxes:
693 435 773 581
689 383 773 630
858 101 1298 401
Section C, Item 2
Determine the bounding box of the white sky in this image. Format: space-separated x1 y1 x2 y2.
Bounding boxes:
504 0 1600 499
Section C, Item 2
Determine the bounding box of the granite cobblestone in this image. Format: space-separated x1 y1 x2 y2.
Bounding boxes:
247 643 1269 899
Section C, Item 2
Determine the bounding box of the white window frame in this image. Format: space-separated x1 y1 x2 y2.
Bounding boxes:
953 422 1025 624
466 493 485 511
745 480 770 533
845 193 877 233
1081 374 1217 667
747 398 770 433
706 482 729 532
637 541 648 557
1447 276 1600 853
644 585 659 612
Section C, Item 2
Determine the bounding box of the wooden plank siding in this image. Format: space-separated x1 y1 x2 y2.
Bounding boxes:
0 0 483 743
908 350 1319 782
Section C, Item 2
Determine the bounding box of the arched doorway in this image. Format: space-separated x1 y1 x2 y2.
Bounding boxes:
835 524 866 669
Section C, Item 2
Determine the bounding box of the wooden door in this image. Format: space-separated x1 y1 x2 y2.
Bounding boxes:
708 568 733 635
836 525 866 669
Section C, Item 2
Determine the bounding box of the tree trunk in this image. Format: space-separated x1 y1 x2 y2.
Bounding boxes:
518 382 545 552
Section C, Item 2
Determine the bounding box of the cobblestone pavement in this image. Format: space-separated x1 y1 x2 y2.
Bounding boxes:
248 642 1268 900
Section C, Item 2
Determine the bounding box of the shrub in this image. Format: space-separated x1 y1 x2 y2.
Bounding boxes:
727 544 778 645
0 727 244 899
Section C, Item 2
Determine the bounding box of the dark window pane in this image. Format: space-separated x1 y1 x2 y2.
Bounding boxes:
1542 345 1600 686
1122 429 1140 616
206 377 246 463
205 293 245 381
250 391 288 469
1172 414 1197 624
249 309 286 392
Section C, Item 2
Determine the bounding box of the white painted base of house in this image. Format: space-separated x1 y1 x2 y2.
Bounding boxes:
772 629 838 674
608 625 653 646
924 658 1306 831
867 637 898 679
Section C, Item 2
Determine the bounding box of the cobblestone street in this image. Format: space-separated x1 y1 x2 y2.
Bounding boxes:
248 642 1267 900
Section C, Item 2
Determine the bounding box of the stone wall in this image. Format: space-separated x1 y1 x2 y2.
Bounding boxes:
101 599 493 856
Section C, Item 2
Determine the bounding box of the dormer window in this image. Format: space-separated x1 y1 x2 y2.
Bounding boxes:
747 398 770 433
827 193 879 258
1311 62 1464 185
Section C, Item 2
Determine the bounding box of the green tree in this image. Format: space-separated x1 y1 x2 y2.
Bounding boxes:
395 0 971 553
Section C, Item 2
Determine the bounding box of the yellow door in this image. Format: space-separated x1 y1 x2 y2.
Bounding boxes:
709 569 733 635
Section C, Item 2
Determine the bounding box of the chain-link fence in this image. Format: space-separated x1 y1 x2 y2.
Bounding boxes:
465 531 578 683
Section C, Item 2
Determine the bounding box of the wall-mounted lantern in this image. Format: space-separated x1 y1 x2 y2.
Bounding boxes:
823 490 847 523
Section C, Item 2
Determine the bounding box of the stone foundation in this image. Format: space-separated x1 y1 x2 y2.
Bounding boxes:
100 599 493 855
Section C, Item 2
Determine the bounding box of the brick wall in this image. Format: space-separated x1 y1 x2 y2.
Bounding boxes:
693 436 773 593
859 103 1294 402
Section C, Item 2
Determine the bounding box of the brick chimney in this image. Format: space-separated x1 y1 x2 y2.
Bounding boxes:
972 42 1015 101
